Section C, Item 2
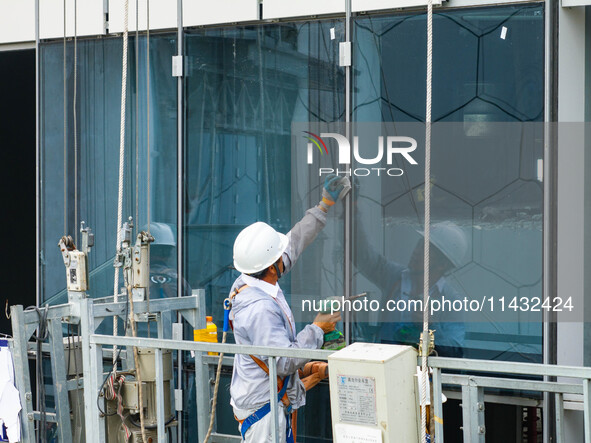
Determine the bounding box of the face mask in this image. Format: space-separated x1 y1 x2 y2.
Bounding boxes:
273 262 283 280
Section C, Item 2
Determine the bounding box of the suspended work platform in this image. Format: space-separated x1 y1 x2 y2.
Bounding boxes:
9 292 591 443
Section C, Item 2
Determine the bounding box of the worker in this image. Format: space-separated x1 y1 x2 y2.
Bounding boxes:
229 175 349 442
355 219 468 357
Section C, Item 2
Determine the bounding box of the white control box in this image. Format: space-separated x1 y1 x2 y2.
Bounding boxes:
65 250 88 292
328 343 418 443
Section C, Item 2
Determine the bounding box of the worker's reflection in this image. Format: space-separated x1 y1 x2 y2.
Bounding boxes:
354 219 468 357
135 223 192 339
149 223 191 301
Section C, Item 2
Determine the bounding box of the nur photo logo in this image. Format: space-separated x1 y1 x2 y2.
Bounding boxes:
303 131 419 177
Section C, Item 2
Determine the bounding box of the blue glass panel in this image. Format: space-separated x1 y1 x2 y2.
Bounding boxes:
353 4 544 362
184 21 344 441
40 35 178 305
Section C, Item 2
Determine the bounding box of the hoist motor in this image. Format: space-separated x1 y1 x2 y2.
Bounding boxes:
114 218 154 302
58 222 94 294
132 230 155 301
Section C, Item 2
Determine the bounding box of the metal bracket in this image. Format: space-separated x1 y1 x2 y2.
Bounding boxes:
175 389 183 411
462 378 485 442
339 42 351 67
172 323 183 341
172 55 183 77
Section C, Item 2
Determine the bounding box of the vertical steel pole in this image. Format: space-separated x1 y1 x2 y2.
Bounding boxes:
555 393 564 443
48 319 73 441
155 348 166 442
469 384 485 443
268 356 280 443
432 367 444 443
35 0 40 311
584 379 591 443
461 385 471 443
34 1 42 437
176 2 184 443
194 288 209 442
462 382 485 443
80 298 105 443
195 351 209 442
543 1 558 441
10 306 36 442
157 312 165 339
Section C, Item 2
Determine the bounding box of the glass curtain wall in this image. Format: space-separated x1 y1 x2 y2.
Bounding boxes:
352 3 545 362
37 3 546 441
40 34 178 305
184 21 345 441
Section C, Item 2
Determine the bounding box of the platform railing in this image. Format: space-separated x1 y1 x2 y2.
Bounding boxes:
91 334 332 443
11 292 591 443
428 356 591 443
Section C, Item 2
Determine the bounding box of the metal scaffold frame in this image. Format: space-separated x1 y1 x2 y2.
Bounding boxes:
10 289 591 443
10 291 205 443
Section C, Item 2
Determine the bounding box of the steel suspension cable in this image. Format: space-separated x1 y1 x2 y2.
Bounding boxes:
73 0 78 245
145 0 151 333
421 1 434 442
146 0 151 235
113 0 130 370
63 0 67 236
135 0 139 230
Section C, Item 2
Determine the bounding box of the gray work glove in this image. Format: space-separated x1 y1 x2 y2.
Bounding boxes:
318 174 351 212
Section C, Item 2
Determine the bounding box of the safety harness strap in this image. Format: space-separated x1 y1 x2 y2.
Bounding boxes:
249 355 291 408
228 285 291 408
239 375 293 442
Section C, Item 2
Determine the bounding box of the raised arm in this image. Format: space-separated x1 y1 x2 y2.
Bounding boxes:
283 175 351 273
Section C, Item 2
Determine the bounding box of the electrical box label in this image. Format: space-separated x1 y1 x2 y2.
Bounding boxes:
336 375 377 425
334 423 382 443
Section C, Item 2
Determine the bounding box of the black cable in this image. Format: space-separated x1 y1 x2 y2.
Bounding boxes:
97 293 130 416
25 305 49 443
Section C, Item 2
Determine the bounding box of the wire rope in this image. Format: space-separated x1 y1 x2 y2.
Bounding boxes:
135 0 139 237
73 0 78 245
146 0 151 234
203 330 228 443
146 0 151 332
63 0 67 236
421 1 433 443
113 0 130 371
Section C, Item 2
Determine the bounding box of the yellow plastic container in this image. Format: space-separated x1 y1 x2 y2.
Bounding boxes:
194 316 218 356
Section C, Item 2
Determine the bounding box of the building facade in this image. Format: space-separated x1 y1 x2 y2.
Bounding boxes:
1 0 590 441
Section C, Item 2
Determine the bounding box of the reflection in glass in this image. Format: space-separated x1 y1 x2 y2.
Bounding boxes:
184 22 344 440
353 5 544 362
40 35 178 305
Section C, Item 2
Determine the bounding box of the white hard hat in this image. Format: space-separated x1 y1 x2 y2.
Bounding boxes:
418 221 469 268
233 222 288 274
148 222 176 247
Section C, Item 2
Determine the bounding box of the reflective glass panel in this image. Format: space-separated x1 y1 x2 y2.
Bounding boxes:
352 4 544 362
184 21 345 441
40 35 178 305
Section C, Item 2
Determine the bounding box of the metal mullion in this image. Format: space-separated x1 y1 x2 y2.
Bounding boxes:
543 0 558 441
344 0 352 346
176 2 184 440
